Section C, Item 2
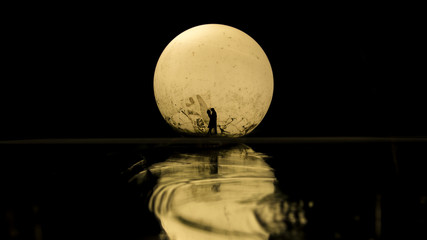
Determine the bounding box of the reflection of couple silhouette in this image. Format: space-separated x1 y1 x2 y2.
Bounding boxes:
207 108 217 135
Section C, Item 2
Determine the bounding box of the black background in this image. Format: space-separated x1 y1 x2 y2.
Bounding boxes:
1 5 426 240
2 6 425 140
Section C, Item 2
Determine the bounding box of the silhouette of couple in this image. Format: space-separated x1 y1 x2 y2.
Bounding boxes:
207 108 217 135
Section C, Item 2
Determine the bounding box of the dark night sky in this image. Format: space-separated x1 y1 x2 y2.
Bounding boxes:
2 7 425 139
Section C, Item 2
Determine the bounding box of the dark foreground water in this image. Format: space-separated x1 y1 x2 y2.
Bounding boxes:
1 138 426 239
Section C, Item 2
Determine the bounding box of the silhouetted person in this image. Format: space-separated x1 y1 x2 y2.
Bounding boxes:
207 108 217 135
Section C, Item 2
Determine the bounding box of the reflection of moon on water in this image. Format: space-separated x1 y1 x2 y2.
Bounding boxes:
131 145 306 240
154 24 274 137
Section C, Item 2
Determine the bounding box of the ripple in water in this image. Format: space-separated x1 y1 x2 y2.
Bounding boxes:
131 144 307 240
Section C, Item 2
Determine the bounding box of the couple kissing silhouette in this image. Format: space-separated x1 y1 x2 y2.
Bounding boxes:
207 108 217 135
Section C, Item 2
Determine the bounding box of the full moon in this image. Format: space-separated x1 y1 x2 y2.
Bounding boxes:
154 24 273 137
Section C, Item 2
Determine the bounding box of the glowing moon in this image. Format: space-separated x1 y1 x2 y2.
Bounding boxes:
154 24 273 137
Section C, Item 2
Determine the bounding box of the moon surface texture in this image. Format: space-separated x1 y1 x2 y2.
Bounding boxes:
154 24 273 137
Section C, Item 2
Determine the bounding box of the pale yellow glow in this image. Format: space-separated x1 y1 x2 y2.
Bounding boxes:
135 145 308 239
154 24 274 137
147 145 274 240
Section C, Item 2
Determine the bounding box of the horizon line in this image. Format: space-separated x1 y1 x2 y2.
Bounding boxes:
1 136 427 144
